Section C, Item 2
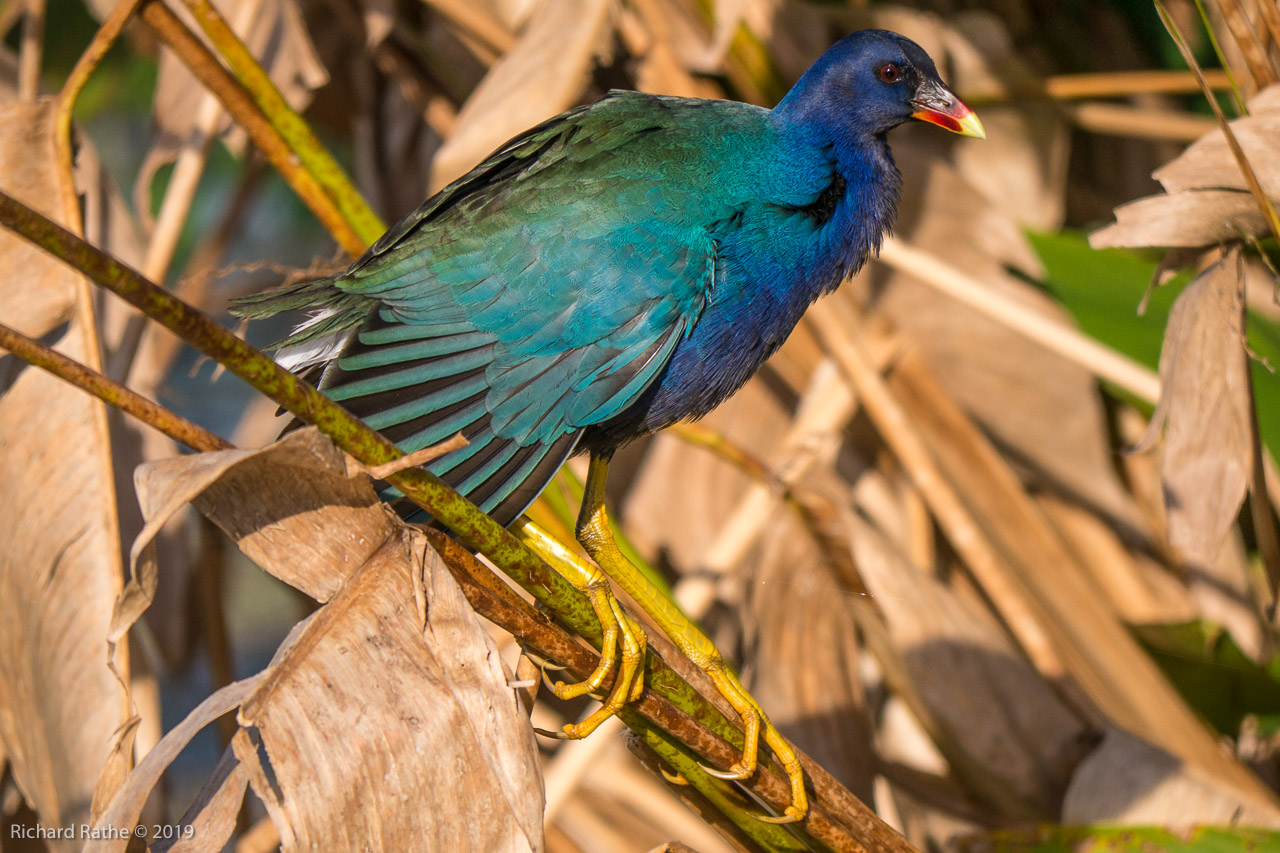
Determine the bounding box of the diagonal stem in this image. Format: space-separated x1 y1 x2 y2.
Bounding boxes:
138 0 366 255
175 0 386 246
0 320 229 452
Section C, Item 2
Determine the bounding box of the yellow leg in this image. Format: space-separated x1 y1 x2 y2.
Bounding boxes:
575 453 807 824
514 519 648 739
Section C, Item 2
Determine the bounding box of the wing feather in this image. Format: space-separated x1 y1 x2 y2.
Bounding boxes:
311 92 739 520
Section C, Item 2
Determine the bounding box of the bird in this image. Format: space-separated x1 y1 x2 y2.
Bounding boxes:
234 29 982 823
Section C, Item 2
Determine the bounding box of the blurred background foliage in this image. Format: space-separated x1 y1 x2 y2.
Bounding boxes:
4 0 1280 851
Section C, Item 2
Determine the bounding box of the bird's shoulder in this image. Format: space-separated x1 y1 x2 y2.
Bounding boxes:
349 92 832 271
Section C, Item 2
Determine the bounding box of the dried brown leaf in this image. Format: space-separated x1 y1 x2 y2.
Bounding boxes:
1154 85 1280 197
130 427 395 604
1139 248 1251 564
1090 84 1280 249
156 748 249 853
1063 728 1280 827
428 0 612 189
110 430 544 850
1090 188 1271 248
87 677 265 853
234 532 544 852
744 492 877 805
0 105 80 339
0 99 129 836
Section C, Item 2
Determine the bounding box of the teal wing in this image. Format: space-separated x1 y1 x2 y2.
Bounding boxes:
319 93 727 523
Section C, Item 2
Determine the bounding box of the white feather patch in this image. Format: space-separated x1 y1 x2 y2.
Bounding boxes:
275 329 352 373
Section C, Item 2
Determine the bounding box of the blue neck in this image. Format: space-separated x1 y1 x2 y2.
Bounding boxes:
766 115 901 306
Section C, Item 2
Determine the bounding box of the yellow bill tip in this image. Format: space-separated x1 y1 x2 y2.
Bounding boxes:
911 105 986 139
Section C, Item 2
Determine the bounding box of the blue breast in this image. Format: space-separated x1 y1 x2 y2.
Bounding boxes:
580 136 899 454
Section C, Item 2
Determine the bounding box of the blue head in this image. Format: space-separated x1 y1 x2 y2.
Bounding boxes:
773 30 984 144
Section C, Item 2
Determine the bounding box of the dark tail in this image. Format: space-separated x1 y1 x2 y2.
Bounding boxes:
230 276 376 351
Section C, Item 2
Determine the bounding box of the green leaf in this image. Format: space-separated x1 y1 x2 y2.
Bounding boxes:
1028 230 1280 458
1132 621 1280 736
956 825 1280 853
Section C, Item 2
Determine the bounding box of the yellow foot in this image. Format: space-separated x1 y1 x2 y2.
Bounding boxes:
553 579 647 738
508 518 650 744
700 659 808 824
570 454 808 823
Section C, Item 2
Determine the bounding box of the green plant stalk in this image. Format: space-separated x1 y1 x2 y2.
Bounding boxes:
177 0 386 246
626 716 812 853
627 736 807 853
139 1 366 256
0 320 229 452
0 189 877 842
1189 0 1248 112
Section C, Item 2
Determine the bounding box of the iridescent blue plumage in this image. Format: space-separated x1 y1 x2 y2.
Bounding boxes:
233 29 982 524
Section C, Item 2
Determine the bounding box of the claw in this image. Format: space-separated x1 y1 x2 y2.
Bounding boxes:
756 807 805 825
512 518 650 743
538 666 561 694
532 726 571 740
553 581 621 700
556 594 647 740
700 761 752 781
659 767 689 786
515 646 564 672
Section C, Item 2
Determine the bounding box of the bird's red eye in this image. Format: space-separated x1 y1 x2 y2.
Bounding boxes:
877 64 901 83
